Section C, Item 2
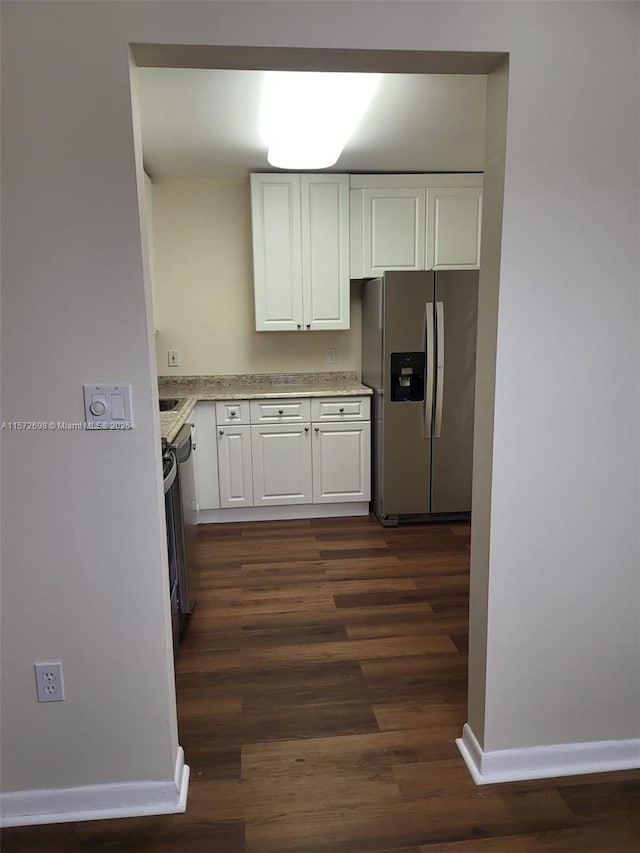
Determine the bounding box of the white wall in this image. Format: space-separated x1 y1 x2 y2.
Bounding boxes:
480 2 640 749
1 0 638 809
467 56 509 742
1 24 179 793
151 178 361 376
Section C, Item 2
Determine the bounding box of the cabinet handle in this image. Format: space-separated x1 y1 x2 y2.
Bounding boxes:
339 407 344 413
219 430 224 435
278 409 284 415
192 442 197 451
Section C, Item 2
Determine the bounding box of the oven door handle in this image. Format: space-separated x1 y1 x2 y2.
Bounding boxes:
163 450 178 493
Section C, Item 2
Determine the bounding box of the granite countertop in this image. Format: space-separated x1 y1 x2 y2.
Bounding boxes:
159 372 372 442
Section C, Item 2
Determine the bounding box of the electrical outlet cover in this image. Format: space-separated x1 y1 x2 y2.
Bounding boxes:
35 662 65 702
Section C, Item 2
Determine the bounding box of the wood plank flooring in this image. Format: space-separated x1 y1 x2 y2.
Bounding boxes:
3 515 639 851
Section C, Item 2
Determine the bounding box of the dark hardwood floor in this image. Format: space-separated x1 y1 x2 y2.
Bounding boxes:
3 515 639 851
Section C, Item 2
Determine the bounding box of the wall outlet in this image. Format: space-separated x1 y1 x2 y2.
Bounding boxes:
326 347 337 364
34 662 65 703
168 350 179 367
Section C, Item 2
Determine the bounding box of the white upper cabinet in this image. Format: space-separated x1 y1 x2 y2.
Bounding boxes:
250 173 349 331
142 172 157 332
300 175 350 331
426 185 482 270
354 184 427 277
250 174 303 331
350 174 483 277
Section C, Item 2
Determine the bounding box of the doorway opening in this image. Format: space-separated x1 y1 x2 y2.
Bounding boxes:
129 41 509 771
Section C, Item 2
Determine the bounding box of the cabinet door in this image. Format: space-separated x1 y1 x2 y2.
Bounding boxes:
191 401 220 511
251 424 312 506
250 174 303 331
142 173 157 333
362 187 426 276
300 174 350 330
312 422 371 503
217 425 253 508
426 185 482 270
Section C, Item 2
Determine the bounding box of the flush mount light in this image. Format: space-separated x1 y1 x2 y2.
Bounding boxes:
261 71 381 170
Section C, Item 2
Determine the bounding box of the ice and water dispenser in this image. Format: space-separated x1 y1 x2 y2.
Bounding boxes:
390 352 425 402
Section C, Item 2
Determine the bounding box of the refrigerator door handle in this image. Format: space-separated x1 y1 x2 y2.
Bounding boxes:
434 301 445 438
424 302 435 439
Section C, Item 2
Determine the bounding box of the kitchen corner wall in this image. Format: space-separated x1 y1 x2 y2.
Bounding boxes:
151 177 362 376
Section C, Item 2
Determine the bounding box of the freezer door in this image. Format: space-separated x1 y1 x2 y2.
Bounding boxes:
381 271 434 516
430 270 479 514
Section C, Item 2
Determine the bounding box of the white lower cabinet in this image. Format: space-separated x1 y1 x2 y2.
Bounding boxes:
251 423 312 506
191 394 371 521
312 421 371 503
217 424 253 508
191 401 220 510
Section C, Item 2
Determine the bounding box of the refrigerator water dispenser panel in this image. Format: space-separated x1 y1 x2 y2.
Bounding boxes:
390 352 425 402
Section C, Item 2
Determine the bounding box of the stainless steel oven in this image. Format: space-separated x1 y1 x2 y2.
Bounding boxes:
170 424 199 625
162 441 181 650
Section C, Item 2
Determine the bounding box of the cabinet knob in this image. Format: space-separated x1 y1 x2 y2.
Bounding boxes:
306 324 311 329
230 410 236 417
314 427 320 432
339 407 345 413
219 430 224 435
297 324 301 329
304 426 309 432
278 409 284 415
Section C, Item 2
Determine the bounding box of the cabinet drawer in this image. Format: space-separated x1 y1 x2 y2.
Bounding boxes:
215 400 250 425
250 398 310 423
311 396 370 421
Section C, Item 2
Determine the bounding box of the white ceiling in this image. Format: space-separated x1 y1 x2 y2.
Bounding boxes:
138 69 487 179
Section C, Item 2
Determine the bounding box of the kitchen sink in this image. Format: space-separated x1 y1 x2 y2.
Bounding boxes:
159 398 186 412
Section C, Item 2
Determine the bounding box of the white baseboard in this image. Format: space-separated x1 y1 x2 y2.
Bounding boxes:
198 501 369 524
0 746 190 827
456 722 640 785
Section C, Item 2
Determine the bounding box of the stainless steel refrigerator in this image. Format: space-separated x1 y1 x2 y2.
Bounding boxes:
361 270 479 525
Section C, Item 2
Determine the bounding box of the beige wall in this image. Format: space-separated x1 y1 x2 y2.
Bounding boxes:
1 0 638 811
152 178 361 376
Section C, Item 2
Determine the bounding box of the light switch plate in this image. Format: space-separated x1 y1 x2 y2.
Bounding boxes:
83 384 134 430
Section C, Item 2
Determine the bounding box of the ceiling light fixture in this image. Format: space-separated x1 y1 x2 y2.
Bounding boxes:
261 71 381 170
